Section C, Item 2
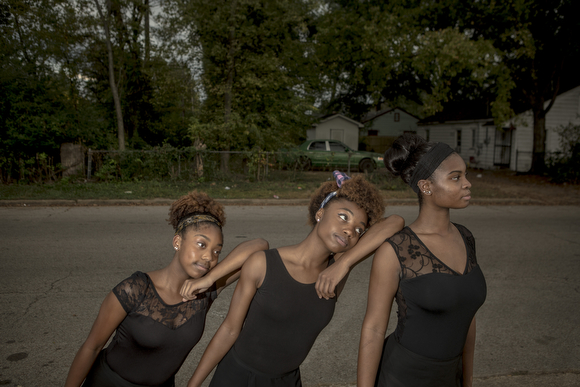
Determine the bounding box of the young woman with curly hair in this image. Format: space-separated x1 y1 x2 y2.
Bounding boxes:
185 171 404 387
358 133 487 387
64 191 268 387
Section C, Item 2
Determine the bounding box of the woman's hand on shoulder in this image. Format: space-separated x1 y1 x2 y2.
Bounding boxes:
181 277 213 302
315 259 349 300
314 215 404 300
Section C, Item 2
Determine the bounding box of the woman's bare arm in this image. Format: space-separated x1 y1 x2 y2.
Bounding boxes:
357 242 400 387
64 292 127 387
316 215 404 299
181 238 268 300
186 251 266 387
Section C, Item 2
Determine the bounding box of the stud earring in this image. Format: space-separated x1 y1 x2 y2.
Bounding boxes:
316 218 320 222
174 246 178 250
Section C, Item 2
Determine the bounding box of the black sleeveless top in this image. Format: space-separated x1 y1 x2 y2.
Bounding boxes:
387 224 487 360
105 272 217 385
233 249 336 374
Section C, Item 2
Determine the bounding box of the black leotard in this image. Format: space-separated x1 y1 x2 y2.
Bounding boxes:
103 272 217 385
232 249 336 375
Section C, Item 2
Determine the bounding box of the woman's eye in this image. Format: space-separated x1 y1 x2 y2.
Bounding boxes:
339 214 347 221
197 242 205 248
355 228 363 235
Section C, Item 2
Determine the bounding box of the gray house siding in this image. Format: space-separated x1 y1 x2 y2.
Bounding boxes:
309 114 363 150
365 108 419 137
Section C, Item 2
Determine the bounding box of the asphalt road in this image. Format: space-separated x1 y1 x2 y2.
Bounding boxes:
1 205 579 386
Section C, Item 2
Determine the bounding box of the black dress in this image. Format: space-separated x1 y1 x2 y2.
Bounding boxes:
83 271 217 387
375 224 487 387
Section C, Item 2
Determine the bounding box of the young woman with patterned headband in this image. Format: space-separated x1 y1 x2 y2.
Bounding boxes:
357 133 487 387
65 191 268 387
185 171 404 387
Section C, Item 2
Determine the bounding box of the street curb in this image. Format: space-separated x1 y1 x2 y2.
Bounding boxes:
0 198 546 207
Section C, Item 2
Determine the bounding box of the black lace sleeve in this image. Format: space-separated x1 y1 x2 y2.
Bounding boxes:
112 271 148 314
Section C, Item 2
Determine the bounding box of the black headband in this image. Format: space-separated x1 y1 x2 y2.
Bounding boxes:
409 142 455 194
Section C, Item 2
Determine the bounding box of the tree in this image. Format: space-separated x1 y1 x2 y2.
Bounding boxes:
464 0 580 172
167 0 318 172
391 0 580 173
92 0 126 150
311 1 514 123
0 0 111 181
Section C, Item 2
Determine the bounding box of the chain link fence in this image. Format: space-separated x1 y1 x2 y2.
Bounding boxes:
86 147 361 182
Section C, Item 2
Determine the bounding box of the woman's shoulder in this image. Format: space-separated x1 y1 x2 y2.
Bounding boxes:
453 223 473 238
386 226 413 244
113 271 151 295
112 271 150 312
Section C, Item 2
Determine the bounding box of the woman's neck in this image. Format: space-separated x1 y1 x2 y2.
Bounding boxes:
412 205 452 235
149 258 189 294
280 230 332 268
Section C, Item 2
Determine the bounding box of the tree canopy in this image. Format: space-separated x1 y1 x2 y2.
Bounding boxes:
1 0 578 181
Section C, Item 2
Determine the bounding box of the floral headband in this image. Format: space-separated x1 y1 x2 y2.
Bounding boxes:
319 170 351 209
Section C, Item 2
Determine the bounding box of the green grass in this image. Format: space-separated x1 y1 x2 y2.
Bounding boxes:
0 170 412 201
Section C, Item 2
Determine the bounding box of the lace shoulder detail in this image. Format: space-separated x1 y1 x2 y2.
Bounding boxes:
112 271 149 314
136 275 216 330
113 272 217 329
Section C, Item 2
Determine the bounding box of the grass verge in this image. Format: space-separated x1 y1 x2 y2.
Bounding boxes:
0 170 414 201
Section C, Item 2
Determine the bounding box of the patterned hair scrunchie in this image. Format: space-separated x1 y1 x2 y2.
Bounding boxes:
320 170 351 209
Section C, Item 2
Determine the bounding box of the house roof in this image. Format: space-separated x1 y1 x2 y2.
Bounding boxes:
419 84 580 126
313 113 364 128
418 100 493 125
362 107 420 123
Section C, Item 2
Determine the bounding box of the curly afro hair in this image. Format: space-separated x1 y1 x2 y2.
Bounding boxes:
167 191 226 236
307 174 384 228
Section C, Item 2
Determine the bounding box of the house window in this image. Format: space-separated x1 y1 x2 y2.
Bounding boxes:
368 130 378 136
472 129 476 148
456 130 462 153
425 129 430 141
394 112 400 122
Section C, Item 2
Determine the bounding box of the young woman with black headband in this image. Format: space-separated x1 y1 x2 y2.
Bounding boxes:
357 133 487 387
185 172 404 387
65 191 268 387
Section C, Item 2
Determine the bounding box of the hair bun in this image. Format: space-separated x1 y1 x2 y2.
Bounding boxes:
384 133 430 185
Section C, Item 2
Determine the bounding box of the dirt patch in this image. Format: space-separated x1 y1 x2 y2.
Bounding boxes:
468 168 580 205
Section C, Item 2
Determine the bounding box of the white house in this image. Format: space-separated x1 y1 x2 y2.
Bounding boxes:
417 85 580 172
360 107 419 153
506 85 580 172
307 114 363 150
363 107 419 137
